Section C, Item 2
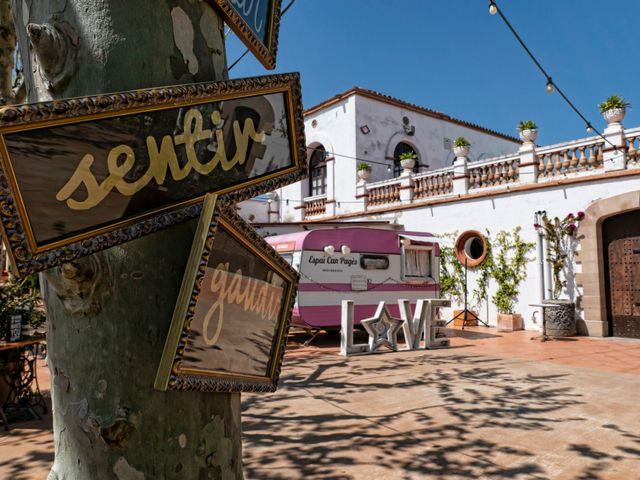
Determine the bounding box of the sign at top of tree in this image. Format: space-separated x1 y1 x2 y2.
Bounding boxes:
0 73 307 276
208 0 282 69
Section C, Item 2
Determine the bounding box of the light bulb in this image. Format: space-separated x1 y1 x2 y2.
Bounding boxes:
586 125 593 133
546 80 554 93
489 2 498 15
387 165 392 172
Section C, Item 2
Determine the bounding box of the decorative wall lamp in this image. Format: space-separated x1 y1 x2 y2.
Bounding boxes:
402 116 415 136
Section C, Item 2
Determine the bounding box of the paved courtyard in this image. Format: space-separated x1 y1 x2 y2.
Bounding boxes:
2 327 640 479
242 328 640 479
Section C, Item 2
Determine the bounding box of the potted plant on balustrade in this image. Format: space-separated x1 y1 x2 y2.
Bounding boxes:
598 95 630 125
491 227 535 332
452 137 471 159
398 151 417 173
517 120 538 143
534 211 584 337
356 161 372 182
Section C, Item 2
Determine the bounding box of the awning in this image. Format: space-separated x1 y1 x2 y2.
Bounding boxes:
398 234 441 245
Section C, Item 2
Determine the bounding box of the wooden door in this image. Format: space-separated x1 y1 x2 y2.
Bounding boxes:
608 237 640 338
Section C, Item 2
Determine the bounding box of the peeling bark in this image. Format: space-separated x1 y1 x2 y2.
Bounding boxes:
11 1 241 478
0 0 16 103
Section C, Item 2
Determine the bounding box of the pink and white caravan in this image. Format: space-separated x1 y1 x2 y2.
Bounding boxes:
266 228 440 329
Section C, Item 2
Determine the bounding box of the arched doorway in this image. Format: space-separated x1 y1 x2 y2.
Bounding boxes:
603 209 640 338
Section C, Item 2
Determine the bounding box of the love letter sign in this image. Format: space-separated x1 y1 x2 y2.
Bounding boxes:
0 73 306 275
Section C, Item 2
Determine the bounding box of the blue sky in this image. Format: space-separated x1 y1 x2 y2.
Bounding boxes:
225 0 639 146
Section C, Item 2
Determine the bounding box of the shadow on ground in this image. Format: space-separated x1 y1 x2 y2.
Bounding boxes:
242 347 640 479
0 397 53 480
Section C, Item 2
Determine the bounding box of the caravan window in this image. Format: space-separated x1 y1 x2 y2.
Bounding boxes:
360 255 389 270
402 247 433 281
280 253 293 266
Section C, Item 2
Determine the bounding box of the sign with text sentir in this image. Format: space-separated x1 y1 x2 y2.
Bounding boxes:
0 73 306 275
155 194 298 393
209 0 282 69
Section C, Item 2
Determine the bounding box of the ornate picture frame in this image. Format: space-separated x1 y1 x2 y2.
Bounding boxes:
209 0 282 69
0 73 307 276
155 194 298 393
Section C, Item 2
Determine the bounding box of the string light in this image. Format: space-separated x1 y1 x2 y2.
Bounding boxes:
228 0 297 71
488 1 498 15
488 0 620 153
545 78 554 94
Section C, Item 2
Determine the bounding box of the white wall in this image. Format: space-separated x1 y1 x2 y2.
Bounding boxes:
275 91 520 219
355 95 520 182
276 95 357 222
344 176 640 331
237 197 270 223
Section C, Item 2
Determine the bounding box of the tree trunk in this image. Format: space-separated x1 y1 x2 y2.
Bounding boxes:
11 1 243 478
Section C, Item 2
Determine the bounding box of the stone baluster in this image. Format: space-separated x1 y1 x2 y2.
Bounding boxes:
579 146 587 171
562 149 571 174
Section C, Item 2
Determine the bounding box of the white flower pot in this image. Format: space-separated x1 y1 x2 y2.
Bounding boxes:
452 145 470 158
400 158 416 173
603 107 625 125
357 169 371 182
519 128 538 143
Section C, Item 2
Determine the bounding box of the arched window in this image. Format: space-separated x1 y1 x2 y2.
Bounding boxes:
393 142 419 177
309 145 327 196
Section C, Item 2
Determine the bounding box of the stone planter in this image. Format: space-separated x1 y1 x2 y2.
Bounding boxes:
452 309 477 327
543 300 576 337
497 313 524 332
518 128 538 143
357 169 371 182
602 107 625 125
400 158 416 174
452 145 470 158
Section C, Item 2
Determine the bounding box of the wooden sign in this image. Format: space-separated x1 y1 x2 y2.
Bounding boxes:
209 0 282 69
155 194 297 393
0 73 307 275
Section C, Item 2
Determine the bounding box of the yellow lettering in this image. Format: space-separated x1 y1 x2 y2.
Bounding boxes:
146 135 190 183
56 154 110 211
56 106 269 211
174 109 212 172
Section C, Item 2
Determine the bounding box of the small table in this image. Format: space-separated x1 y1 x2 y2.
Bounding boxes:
0 336 47 430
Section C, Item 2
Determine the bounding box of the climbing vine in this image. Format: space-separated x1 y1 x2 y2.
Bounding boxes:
491 227 535 314
534 211 584 299
439 231 465 304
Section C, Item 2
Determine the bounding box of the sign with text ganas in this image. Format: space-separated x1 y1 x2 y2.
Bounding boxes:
155 195 298 393
0 73 306 275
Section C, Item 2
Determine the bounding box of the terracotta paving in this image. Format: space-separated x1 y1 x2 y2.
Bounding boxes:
2 327 640 479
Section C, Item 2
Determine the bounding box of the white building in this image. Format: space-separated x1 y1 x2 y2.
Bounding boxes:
242 88 640 339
